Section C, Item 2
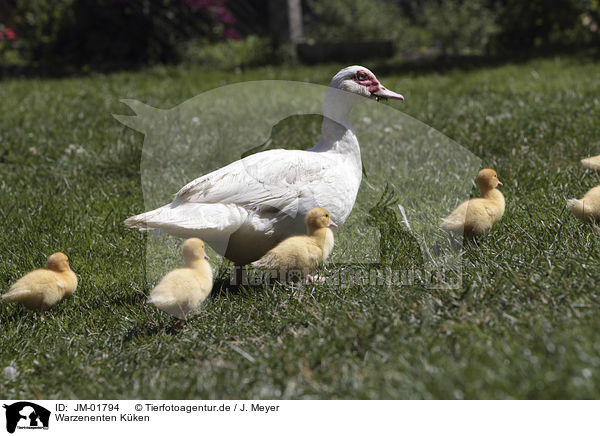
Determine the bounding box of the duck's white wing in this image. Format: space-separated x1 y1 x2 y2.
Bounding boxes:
177 149 336 213
125 149 340 238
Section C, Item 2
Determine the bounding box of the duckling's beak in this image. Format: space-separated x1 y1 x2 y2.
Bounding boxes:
329 221 338 229
497 180 503 186
204 254 210 261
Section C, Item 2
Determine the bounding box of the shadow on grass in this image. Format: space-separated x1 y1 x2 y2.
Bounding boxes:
371 46 600 77
123 319 190 340
3 46 599 81
0 60 147 81
209 277 301 299
0 307 42 324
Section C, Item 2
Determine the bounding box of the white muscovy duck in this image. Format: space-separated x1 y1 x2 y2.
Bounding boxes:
125 66 404 267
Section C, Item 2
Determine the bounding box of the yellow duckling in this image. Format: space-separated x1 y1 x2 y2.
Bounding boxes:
252 207 337 282
441 168 505 242
147 238 213 325
581 155 600 170
567 185 600 223
2 252 77 320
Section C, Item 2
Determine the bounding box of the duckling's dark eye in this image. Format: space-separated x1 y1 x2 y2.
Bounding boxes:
325 214 329 217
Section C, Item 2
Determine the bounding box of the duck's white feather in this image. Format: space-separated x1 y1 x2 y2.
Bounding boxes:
126 139 361 264
124 66 400 265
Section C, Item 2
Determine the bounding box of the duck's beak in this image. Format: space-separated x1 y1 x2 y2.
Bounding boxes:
204 254 210 261
371 85 404 102
497 180 503 186
329 221 338 229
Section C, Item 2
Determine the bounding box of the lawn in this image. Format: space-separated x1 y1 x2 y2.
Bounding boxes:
1 54 600 399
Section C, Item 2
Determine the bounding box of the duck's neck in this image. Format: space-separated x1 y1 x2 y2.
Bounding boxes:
482 188 505 209
309 227 335 260
322 88 360 129
312 117 359 154
187 259 212 276
311 88 361 157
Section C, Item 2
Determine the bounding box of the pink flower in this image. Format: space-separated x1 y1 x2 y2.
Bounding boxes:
223 27 241 41
1 27 17 40
214 6 235 25
5 28 16 39
184 0 224 11
182 0 239 40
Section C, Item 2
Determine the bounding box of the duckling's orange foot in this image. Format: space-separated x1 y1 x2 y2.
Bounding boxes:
469 235 480 248
306 274 326 284
39 304 49 322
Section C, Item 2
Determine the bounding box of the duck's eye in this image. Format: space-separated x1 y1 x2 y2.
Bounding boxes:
357 72 367 81
325 214 329 217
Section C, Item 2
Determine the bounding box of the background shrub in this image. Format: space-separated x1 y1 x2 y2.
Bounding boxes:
303 0 433 54
491 0 585 53
181 35 276 70
2 0 600 73
5 0 242 72
420 0 499 55
304 0 408 41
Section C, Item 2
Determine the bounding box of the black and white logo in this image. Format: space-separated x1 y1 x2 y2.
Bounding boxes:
3 402 50 433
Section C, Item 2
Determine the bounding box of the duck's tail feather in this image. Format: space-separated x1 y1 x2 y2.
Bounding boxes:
251 252 279 271
441 215 466 233
124 202 246 239
2 288 32 301
567 198 589 221
147 294 176 307
581 155 600 170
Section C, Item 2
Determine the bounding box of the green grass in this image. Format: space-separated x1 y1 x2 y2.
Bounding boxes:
2 55 600 399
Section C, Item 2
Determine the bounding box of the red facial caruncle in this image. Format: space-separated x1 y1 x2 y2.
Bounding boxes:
353 70 404 101
353 70 381 93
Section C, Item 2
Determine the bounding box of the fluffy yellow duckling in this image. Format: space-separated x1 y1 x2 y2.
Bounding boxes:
581 155 600 170
252 207 337 282
147 238 213 324
441 168 505 242
567 185 600 223
2 252 77 320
